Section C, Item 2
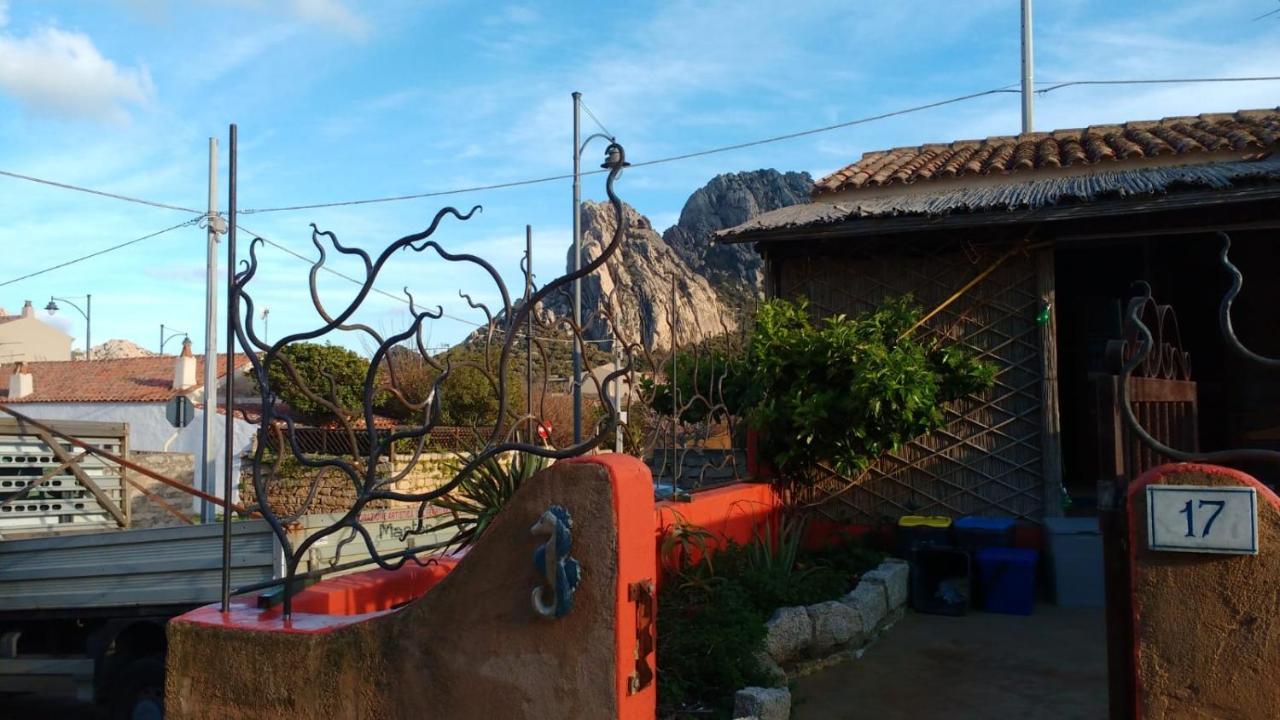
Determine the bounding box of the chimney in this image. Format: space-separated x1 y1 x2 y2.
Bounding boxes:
173 338 197 390
21 300 34 319
8 362 33 399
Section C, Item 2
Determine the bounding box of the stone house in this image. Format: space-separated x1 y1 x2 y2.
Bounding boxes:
720 107 1280 523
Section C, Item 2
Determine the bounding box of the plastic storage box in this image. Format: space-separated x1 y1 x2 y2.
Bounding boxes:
953 516 1015 551
975 547 1038 615
897 515 952 556
910 546 970 616
1043 517 1104 607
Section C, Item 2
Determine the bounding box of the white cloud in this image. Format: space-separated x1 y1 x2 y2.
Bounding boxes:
286 0 370 39
0 26 154 122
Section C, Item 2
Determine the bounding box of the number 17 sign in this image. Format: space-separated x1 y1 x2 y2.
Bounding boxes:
1147 485 1258 555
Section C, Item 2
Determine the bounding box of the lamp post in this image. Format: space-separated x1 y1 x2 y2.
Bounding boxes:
571 91 617 444
160 324 189 354
46 295 91 360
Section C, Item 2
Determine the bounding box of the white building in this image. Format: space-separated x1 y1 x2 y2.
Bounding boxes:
0 340 257 502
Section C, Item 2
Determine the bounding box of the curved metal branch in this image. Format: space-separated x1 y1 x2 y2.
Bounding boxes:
1219 231 1280 369
1119 281 1280 467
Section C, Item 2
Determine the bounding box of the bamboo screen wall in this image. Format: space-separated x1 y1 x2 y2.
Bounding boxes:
776 242 1047 521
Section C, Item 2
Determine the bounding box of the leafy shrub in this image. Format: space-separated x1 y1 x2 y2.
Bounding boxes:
377 346 524 428
255 342 376 421
658 578 769 718
657 517 884 717
744 297 995 480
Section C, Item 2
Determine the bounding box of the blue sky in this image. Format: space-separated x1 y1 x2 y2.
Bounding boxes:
0 0 1277 356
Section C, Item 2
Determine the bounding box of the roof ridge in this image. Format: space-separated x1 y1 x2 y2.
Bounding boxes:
815 106 1280 195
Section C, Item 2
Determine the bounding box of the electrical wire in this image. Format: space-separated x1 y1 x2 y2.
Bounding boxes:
579 99 615 139
0 169 202 214
1034 75 1280 94
0 216 204 288
5 76 1280 219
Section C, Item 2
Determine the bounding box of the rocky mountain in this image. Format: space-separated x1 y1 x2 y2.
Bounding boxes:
559 199 735 352
532 169 812 354
662 169 812 299
88 339 156 360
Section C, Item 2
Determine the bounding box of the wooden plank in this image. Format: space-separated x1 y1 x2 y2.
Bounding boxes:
0 418 127 441
1128 377 1196 402
1037 248 1065 518
30 427 127 528
0 450 90 510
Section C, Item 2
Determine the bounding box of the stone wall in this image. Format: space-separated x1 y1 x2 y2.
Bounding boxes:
239 452 456 516
128 451 196 528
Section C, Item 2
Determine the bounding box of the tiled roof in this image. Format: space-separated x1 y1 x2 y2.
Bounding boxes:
814 109 1280 195
0 354 252 404
719 155 1280 241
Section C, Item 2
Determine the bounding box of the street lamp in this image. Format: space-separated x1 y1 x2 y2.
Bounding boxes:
571 90 620 444
160 324 189 354
46 294 91 361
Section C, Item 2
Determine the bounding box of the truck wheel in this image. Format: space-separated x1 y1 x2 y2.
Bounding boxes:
109 656 165 720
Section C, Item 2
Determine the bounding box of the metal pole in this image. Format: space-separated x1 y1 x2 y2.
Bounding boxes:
670 273 678 487
613 339 623 453
1021 0 1034 134
201 137 220 524
220 124 237 613
526 224 534 443
159 325 163 355
571 91 583 445
84 295 91 361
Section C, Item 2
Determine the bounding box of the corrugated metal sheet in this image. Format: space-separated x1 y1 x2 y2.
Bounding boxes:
0 521 279 612
719 156 1280 240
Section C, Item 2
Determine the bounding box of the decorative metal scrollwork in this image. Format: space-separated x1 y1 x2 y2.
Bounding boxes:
1117 232 1280 469
231 143 630 617
530 505 580 620
1105 294 1190 380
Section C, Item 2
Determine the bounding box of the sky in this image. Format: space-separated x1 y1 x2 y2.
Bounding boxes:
0 0 1277 357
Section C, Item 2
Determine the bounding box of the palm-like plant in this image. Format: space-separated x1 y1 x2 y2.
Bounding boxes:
431 450 549 550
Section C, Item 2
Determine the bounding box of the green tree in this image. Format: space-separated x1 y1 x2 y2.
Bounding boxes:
255 342 374 422
744 297 995 480
378 347 524 428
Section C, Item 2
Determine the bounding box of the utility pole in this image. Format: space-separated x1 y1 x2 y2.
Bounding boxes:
200 137 223 524
571 91 583 445
1021 0 1034 133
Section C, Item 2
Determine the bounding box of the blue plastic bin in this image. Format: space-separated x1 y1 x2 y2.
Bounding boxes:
975 547 1038 615
953 516 1015 551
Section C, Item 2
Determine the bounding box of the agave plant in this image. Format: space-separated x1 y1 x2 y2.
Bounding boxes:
431 449 549 550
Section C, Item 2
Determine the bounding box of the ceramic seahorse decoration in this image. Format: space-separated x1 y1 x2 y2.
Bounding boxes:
531 505 581 619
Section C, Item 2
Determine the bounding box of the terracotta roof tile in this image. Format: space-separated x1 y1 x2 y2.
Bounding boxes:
814 108 1280 195
0 354 252 404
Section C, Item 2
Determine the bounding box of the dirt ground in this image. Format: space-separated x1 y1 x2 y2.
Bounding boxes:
792 605 1108 720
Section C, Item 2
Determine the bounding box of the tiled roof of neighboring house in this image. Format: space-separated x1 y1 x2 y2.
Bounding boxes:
0 354 252 404
813 109 1280 195
718 154 1280 241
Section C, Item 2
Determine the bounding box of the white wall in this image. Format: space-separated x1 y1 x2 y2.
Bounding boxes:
10 402 256 506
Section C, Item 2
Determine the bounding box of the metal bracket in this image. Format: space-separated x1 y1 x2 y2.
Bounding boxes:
627 579 655 695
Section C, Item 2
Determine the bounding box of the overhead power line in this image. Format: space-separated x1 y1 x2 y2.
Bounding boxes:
4 76 1279 220
0 216 203 288
579 99 615 139
1034 75 1280 94
0 169 201 214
